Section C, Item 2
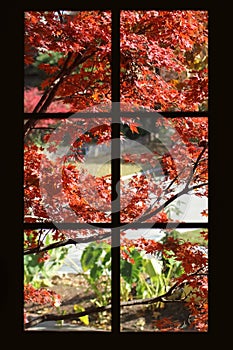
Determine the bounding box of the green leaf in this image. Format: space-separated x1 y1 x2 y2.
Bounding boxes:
81 243 103 272
102 249 111 268
144 259 158 278
120 248 143 284
90 264 103 281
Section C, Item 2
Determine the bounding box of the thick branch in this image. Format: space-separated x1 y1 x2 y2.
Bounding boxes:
24 284 177 329
24 52 74 137
24 49 97 137
37 50 97 114
25 304 111 329
33 52 74 113
24 232 112 255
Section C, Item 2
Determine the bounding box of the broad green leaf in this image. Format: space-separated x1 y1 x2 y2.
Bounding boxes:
144 259 158 278
90 264 103 281
120 248 143 283
81 243 103 272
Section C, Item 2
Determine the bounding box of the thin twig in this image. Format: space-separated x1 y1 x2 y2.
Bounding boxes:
185 145 207 190
139 181 208 222
139 145 208 222
141 167 185 218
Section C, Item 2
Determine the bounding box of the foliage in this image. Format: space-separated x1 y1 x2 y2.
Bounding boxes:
120 10 208 111
73 304 89 326
122 231 208 331
24 284 61 307
24 10 208 332
24 11 111 112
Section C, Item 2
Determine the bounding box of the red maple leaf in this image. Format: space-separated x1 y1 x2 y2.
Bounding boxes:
129 122 140 134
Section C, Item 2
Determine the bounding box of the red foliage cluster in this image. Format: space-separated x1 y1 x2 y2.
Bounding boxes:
24 284 61 323
120 10 208 111
24 284 61 306
24 11 207 112
24 145 49 221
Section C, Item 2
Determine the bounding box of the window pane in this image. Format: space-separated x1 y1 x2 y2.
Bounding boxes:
24 11 111 113
120 228 208 332
24 228 112 331
120 10 208 112
24 117 112 223
120 116 208 223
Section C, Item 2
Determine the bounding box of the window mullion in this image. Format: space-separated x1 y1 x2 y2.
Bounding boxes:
111 9 121 334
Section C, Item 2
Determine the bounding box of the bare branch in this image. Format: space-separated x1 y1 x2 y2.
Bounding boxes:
139 181 208 222
185 145 208 190
139 145 208 222
25 304 111 329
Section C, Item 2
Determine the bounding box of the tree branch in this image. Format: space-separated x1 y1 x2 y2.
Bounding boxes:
140 167 185 219
38 49 98 114
25 268 207 329
24 52 74 137
24 47 97 139
25 304 111 329
32 52 75 114
185 145 207 190
139 146 208 222
139 181 208 222
24 232 112 256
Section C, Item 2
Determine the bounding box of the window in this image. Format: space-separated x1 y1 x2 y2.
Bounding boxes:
24 9 208 332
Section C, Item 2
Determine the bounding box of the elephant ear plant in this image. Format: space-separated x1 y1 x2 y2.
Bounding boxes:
120 246 184 306
78 241 185 309
80 241 112 308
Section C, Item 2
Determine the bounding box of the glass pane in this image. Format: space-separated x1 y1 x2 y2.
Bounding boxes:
24 11 111 113
120 116 208 223
120 10 208 112
24 228 112 331
24 117 112 223
120 228 208 332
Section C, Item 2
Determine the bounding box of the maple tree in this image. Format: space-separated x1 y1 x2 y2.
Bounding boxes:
24 10 208 332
